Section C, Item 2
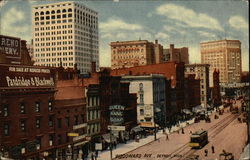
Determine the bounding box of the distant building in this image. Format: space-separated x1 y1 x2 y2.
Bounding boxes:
185 64 210 108
26 39 34 62
32 1 99 73
121 74 167 127
163 44 189 64
201 40 242 86
111 40 163 69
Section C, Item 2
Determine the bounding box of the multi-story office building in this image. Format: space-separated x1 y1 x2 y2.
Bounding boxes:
185 64 210 108
163 44 189 64
111 40 163 69
32 1 99 73
121 74 167 127
200 40 241 86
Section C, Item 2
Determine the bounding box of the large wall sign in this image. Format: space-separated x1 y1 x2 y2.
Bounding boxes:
0 65 54 88
0 35 21 62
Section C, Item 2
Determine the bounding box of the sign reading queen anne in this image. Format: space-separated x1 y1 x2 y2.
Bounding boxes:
109 105 125 125
0 65 54 88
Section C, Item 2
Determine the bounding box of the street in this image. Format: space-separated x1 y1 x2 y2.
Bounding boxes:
95 102 247 160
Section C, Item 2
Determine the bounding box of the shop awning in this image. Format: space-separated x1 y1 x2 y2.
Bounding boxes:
102 134 117 143
131 126 143 132
182 109 192 115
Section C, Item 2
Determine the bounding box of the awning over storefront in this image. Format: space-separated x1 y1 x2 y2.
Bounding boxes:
182 109 193 115
102 134 117 143
192 105 206 113
131 126 143 132
140 122 159 128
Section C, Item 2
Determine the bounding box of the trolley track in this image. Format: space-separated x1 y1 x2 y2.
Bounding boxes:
175 113 241 160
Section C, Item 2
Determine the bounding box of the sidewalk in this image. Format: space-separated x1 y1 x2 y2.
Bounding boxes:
89 118 195 160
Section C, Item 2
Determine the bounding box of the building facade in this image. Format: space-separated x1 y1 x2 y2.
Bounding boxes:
184 74 201 110
111 40 163 69
163 44 189 64
200 40 242 86
121 74 167 127
32 1 99 73
185 64 210 108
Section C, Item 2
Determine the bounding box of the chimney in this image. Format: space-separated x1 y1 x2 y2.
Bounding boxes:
91 61 96 73
170 44 174 49
155 39 158 44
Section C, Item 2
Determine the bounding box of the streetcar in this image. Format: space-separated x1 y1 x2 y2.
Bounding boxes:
189 130 208 149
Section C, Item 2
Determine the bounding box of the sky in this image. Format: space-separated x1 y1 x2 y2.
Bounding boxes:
0 0 249 71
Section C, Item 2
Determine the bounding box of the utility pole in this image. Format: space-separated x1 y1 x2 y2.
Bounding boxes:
109 129 113 160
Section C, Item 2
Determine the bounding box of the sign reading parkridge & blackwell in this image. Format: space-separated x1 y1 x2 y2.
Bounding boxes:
0 65 54 88
0 35 21 58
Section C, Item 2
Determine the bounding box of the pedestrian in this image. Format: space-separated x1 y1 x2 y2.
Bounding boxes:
211 145 215 153
166 133 169 141
189 130 192 134
182 128 184 134
204 149 208 157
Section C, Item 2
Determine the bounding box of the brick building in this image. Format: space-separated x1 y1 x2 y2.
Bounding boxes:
163 44 189 64
0 35 56 159
111 40 163 69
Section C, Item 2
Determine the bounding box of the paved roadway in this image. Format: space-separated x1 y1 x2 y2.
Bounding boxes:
108 101 247 160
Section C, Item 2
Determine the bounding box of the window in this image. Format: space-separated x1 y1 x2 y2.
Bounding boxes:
36 137 41 149
57 134 62 145
20 120 26 132
36 118 41 128
20 103 25 114
140 94 144 103
139 83 143 92
57 119 62 128
4 124 9 136
49 135 54 146
81 114 84 123
65 117 70 127
49 116 54 127
35 102 40 112
74 115 78 125
140 109 144 115
3 104 8 116
48 100 53 111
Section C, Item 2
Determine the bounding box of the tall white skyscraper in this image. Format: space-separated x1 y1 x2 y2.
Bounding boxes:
32 1 99 73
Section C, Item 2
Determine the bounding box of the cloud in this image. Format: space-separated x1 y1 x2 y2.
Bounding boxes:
1 7 31 41
197 31 216 38
155 32 169 39
229 16 248 30
0 0 7 7
156 4 223 31
100 17 143 32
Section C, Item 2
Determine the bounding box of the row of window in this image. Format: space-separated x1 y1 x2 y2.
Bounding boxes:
34 9 72 16
34 25 73 31
2 101 52 117
3 114 84 136
35 14 73 21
